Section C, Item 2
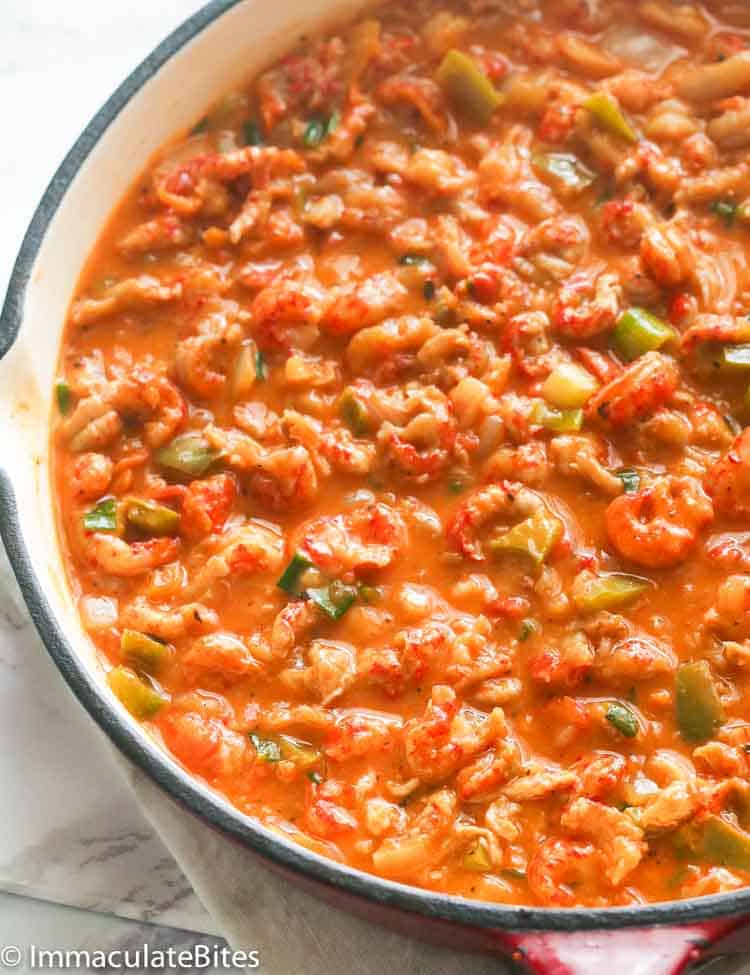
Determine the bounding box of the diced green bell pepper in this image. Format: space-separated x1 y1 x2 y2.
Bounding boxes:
488 508 563 567
605 701 639 738
340 389 370 436
462 838 493 872
83 498 118 533
436 49 503 124
108 666 168 719
532 152 596 194
678 816 750 872
125 498 180 536
675 660 724 743
574 572 651 613
277 553 314 595
121 629 171 675
613 308 676 361
155 434 217 478
531 401 584 432
583 91 637 143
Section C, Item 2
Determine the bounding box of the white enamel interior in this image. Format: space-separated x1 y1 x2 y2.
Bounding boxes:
0 0 369 730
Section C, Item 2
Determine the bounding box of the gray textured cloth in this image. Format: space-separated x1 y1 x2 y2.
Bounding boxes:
122 763 507 974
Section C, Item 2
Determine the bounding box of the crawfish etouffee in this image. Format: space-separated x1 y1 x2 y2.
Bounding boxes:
52 0 750 908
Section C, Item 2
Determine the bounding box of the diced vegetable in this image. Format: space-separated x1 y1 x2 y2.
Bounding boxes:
616 468 641 494
358 583 381 604
678 816 750 872
108 666 168 719
277 553 314 595
436 49 503 124
308 581 358 620
518 618 539 641
675 660 724 743
303 113 339 148
83 498 118 533
489 508 563 567
574 572 651 613
423 280 436 300
532 153 596 194
531 401 584 432
256 349 267 381
125 498 180 536
717 344 750 371
583 91 638 143
711 199 737 227
55 380 72 415
606 702 639 738
279 734 322 769
613 308 676 361
542 362 599 409
242 120 263 146
463 838 493 872
155 434 217 478
249 733 282 763
121 629 171 675
340 389 370 435
398 253 432 267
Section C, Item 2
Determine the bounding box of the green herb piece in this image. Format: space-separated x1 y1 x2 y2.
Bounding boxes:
398 253 431 267
255 349 267 381
436 49 503 124
308 771 323 784
675 660 724 743
55 380 72 415
308 581 357 620
249 733 282 763
613 308 676 361
155 434 217 479
121 630 171 675
83 498 118 533
242 119 263 146
277 553 314 595
303 118 326 147
125 498 180 537
108 666 167 719
616 468 641 494
606 702 639 738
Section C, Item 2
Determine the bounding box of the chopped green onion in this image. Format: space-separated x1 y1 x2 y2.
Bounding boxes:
675 660 724 743
155 434 217 479
277 553 314 595
436 49 503 124
308 770 323 784
531 401 584 432
249 733 282 763
532 153 596 194
83 498 118 533
358 584 381 604
605 702 639 738
711 199 737 227
108 666 168 719
542 362 599 409
125 498 180 537
308 581 357 620
242 120 263 146
55 380 72 415
616 468 641 494
583 91 638 143
574 572 651 613
448 477 465 494
303 118 326 147
613 308 676 361
255 349 267 381
340 389 370 436
121 629 171 675
489 508 563 567
326 111 340 136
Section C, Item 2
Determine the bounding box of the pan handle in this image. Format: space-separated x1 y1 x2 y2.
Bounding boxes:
502 920 747 975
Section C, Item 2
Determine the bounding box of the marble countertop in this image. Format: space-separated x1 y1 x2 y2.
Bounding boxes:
0 0 226 963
